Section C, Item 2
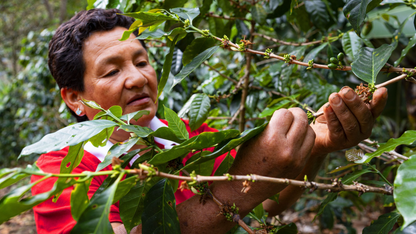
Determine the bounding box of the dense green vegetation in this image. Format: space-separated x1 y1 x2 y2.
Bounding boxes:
1 0 416 233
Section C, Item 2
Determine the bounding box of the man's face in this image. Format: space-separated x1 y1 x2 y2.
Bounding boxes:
80 27 158 129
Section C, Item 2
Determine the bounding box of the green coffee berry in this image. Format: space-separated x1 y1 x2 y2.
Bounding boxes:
337 52 345 61
330 57 339 64
328 63 338 70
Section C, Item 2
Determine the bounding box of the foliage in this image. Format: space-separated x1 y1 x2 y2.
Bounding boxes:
2 0 416 233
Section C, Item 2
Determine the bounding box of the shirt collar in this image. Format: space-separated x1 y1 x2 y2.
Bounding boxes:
84 116 179 165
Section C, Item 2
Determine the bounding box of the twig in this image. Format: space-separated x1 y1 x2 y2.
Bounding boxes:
128 169 393 195
253 33 332 46
207 12 251 21
208 116 266 121
313 73 410 118
358 143 408 161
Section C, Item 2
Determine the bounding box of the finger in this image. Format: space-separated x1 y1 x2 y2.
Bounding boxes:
329 92 361 141
286 108 309 145
300 126 316 157
323 103 344 140
269 109 294 137
370 87 388 118
339 87 374 134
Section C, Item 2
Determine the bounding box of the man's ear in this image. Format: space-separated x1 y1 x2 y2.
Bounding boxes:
61 88 84 114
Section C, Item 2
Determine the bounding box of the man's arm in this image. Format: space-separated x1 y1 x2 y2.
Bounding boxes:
176 108 316 233
263 86 388 215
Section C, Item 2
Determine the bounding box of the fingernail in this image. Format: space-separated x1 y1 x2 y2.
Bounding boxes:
343 88 355 101
331 94 341 106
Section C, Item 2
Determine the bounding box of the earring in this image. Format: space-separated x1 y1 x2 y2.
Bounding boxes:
76 108 82 116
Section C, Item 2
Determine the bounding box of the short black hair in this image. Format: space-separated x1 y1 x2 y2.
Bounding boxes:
48 8 145 122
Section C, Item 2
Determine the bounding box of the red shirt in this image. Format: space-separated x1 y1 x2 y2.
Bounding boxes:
31 120 235 233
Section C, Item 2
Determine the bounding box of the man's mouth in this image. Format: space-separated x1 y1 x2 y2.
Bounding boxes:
127 94 151 106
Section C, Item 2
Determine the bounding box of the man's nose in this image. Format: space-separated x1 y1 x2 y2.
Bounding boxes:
124 64 148 89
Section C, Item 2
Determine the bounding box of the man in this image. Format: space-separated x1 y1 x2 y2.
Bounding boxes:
34 8 387 233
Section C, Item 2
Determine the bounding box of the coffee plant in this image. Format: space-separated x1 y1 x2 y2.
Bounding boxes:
1 0 416 233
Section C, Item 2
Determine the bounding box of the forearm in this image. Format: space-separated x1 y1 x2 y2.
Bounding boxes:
263 150 328 216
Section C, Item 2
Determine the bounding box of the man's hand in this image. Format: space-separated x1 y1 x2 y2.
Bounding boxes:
232 107 316 179
311 86 388 156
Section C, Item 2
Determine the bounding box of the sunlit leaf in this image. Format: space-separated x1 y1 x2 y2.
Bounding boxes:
189 93 211 132
19 120 118 158
352 43 397 84
149 129 240 165
357 130 416 163
395 155 416 229
96 137 140 172
71 178 92 221
0 176 76 224
164 106 189 141
171 7 200 23
342 31 363 61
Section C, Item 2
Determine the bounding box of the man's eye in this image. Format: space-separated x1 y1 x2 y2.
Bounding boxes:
104 70 119 77
136 61 147 67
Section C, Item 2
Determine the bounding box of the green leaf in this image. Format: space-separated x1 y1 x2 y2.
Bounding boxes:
170 7 200 23
342 169 374 184
113 176 139 204
267 0 291 18
302 43 328 70
120 110 151 123
136 29 166 40
0 177 76 224
395 154 416 229
149 129 240 165
352 43 397 84
71 178 92 222
362 211 400 234
358 130 416 163
120 177 161 232
189 93 211 132
252 4 267 25
171 46 219 90
158 34 179 100
164 106 189 141
19 120 118 157
122 12 175 27
305 0 332 31
151 127 185 143
395 33 416 67
183 151 215 176
163 0 187 9
118 125 154 138
182 38 217 66
71 173 122 234
0 165 39 190
60 142 85 174
269 193 280 204
142 179 181 234
274 223 298 233
253 203 264 220
343 0 371 35
315 193 338 219
214 152 234 176
198 123 268 163
342 31 363 61
96 137 140 172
